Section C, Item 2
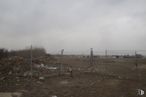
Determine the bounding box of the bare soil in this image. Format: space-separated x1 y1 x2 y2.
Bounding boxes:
0 57 146 97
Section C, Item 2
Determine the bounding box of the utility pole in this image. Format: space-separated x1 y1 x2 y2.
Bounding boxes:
89 48 96 72
135 51 138 68
30 45 33 79
105 50 107 57
90 48 94 65
61 49 64 55
59 49 64 76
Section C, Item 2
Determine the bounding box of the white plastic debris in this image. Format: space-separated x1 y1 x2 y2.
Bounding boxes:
47 67 57 70
8 71 12 75
23 71 32 77
39 76 45 80
40 63 45 67
137 89 144 96
51 95 57 97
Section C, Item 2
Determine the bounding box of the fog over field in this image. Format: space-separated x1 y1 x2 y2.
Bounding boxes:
0 0 146 53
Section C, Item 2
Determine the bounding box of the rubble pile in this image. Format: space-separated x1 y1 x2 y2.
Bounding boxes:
0 56 58 91
0 56 57 77
33 56 57 65
0 56 29 77
0 56 30 91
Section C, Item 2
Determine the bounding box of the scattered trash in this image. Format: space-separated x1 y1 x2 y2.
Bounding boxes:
34 63 58 70
11 92 22 97
51 95 57 97
137 89 144 96
36 81 43 84
60 80 69 85
47 67 57 70
40 63 45 67
39 76 45 80
8 71 12 75
118 76 122 79
23 71 32 77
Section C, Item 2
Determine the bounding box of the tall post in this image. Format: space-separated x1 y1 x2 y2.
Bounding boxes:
30 45 33 79
61 49 64 55
90 48 94 65
135 51 138 68
59 49 64 76
135 51 141 82
105 50 107 57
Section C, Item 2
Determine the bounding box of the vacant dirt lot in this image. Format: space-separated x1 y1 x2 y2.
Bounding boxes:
0 56 146 97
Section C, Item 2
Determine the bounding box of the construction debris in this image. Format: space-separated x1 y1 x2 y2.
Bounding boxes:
39 76 45 80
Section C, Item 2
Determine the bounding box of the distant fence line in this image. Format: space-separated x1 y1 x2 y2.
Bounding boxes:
50 50 146 56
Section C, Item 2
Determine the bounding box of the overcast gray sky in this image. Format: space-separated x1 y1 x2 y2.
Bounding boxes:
0 0 146 54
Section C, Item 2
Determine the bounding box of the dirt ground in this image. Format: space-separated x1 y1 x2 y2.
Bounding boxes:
0 57 146 97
